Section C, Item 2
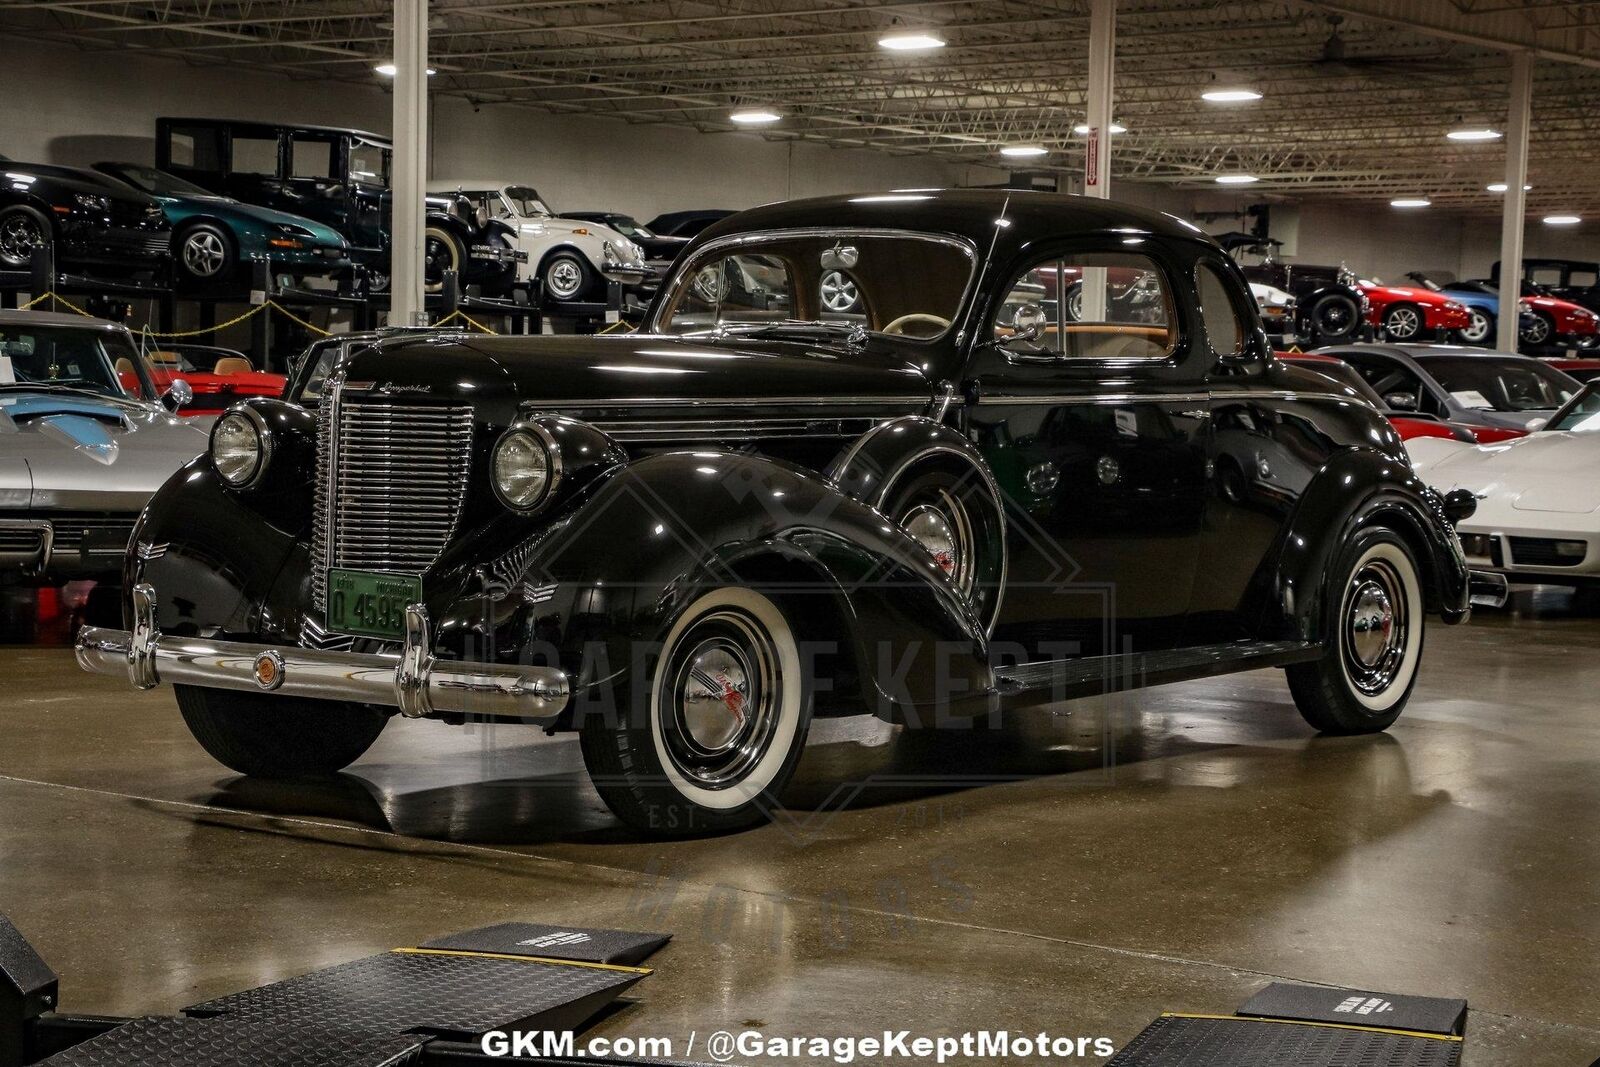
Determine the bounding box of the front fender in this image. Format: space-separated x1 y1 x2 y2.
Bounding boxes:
483 451 993 722
1260 448 1469 643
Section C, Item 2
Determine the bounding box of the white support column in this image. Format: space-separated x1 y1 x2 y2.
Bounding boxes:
1082 0 1115 321
390 0 429 326
1496 51 1531 354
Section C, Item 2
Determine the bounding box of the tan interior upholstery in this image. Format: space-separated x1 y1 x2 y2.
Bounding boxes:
148 350 181 366
114 357 136 377
212 357 253 376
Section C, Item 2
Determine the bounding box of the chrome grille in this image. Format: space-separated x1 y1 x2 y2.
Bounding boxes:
310 386 474 614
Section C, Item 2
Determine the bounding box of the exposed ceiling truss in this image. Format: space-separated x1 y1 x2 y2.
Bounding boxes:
2 0 1598 217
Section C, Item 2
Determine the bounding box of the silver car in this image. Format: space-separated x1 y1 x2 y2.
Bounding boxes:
0 309 210 582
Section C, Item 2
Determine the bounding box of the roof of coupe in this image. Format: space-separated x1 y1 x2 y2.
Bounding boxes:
693 189 1217 255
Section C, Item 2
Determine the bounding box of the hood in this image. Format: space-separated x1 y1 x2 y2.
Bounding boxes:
1363 283 1454 305
5 162 160 208
1411 431 1600 514
339 332 934 422
518 215 630 243
177 197 347 246
0 391 209 510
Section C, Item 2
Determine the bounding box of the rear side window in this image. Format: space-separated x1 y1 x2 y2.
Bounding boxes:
231 133 280 178
165 125 222 171
995 252 1175 359
291 135 336 179
1196 262 1245 356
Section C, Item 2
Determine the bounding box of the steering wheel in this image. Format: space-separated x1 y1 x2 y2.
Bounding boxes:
882 313 952 337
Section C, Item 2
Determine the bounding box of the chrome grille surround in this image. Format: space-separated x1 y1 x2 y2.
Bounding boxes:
310 380 474 616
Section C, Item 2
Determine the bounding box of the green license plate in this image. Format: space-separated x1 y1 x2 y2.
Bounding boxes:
325 569 422 640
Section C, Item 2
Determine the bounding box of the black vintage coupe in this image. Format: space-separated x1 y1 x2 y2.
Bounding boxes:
77 191 1471 835
0 155 170 277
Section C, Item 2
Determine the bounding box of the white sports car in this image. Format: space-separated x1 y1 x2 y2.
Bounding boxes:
429 181 649 303
1408 381 1600 586
1250 282 1298 345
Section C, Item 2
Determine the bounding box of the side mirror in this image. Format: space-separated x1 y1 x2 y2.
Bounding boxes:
1384 392 1418 411
163 378 193 411
1006 303 1048 344
1442 488 1478 525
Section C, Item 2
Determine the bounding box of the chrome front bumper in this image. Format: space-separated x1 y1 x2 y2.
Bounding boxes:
75 583 570 721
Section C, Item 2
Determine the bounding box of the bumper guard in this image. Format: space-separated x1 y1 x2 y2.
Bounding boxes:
75 583 569 721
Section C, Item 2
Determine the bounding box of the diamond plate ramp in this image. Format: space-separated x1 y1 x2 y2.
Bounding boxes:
185 949 647 1040
1108 1014 1463 1066
35 1015 427 1067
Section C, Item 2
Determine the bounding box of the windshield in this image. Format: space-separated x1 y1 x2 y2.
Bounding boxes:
505 186 553 217
108 165 212 198
656 230 974 341
1290 360 1387 409
605 215 652 238
0 324 140 399
1421 356 1579 412
1447 280 1496 295
349 139 389 187
1548 384 1600 432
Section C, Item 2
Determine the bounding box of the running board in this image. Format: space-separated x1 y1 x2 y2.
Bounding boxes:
993 640 1321 708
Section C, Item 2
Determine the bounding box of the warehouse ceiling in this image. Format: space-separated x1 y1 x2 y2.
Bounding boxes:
4 0 1599 217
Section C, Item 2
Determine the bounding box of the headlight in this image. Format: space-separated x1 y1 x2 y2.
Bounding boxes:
211 408 271 487
72 192 110 212
492 422 561 511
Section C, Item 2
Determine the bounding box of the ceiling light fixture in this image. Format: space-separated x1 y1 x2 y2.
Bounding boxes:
1486 183 1532 192
1215 174 1259 184
1073 122 1126 135
730 108 781 124
999 145 1049 158
1390 198 1432 208
878 30 946 51
375 62 436 76
1446 127 1501 142
1202 88 1262 103
1544 214 1581 226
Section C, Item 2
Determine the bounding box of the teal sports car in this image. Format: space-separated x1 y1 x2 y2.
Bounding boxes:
92 162 350 286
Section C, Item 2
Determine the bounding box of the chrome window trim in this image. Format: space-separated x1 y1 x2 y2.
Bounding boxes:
974 392 1210 406
520 395 930 409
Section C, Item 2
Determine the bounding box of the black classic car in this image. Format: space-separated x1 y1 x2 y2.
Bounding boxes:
1502 258 1600 316
152 119 523 294
76 191 1472 835
0 155 170 277
1221 236 1369 345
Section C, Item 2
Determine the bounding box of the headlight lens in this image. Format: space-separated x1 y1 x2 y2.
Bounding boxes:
492 424 559 510
72 192 110 212
211 409 268 486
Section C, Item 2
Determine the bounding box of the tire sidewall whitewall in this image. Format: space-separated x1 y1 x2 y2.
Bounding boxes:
1337 540 1423 714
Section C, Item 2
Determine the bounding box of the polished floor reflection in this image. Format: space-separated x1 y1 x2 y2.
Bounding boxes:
1 585 1597 1064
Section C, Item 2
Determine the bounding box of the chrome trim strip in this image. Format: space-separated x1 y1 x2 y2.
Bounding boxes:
525 395 928 409
973 392 1211 405
76 587 570 722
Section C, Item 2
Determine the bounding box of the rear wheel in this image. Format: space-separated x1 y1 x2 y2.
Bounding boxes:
0 205 50 270
579 587 812 836
1287 527 1425 734
1308 293 1360 342
1456 307 1493 345
176 684 388 777
883 465 1005 632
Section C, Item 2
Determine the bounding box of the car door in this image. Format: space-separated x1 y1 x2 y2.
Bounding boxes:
280 130 348 235
964 243 1210 662
222 126 288 212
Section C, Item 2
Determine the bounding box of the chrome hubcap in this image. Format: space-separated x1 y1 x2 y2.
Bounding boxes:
1342 561 1409 696
547 258 582 298
662 610 779 787
900 489 975 595
182 231 226 277
0 215 44 266
1066 286 1084 321
1388 307 1420 338
819 270 859 312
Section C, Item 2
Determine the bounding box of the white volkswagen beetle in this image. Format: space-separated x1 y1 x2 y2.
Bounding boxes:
429 181 648 303
1408 381 1600 590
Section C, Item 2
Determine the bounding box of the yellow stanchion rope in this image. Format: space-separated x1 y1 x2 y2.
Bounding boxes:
433 308 499 335
11 291 331 338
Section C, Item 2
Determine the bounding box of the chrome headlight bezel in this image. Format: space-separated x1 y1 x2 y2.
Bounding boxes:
492 419 562 512
210 405 272 488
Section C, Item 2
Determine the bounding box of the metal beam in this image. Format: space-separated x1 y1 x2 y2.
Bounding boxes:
1497 51 1532 353
391 0 429 326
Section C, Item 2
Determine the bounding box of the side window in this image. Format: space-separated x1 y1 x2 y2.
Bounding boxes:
1195 262 1245 356
230 133 281 178
290 135 336 180
165 125 221 171
995 251 1174 360
349 140 389 187
668 253 795 332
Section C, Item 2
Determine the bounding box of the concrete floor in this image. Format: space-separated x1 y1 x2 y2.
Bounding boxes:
1 589 1598 1066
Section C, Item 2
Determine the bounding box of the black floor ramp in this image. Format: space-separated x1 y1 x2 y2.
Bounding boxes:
35 1016 428 1067
1238 982 1467 1037
420 923 671 967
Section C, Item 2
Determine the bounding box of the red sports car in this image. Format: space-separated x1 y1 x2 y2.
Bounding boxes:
117 344 286 417
1358 280 1472 342
1546 357 1600 383
1278 352 1523 444
1520 290 1600 349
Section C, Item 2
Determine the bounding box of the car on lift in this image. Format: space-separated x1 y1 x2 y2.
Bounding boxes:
428 181 649 303
1502 258 1600 317
1547 357 1600 384
153 118 524 295
565 210 691 263
1313 342 1582 435
1357 278 1471 342
644 208 734 239
1402 270 1539 348
75 190 1471 835
1407 381 1600 595
1442 278 1599 351
1250 282 1297 346
91 162 350 289
1277 352 1473 442
0 309 208 586
0 155 170 278
119 344 287 419
1220 236 1369 345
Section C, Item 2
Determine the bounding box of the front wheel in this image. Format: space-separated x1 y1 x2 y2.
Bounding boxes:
424 226 466 293
1382 303 1423 341
579 587 813 836
541 250 594 303
175 222 234 283
0 205 50 270
176 684 388 777
1519 312 1554 347
1286 527 1425 734
1455 307 1493 346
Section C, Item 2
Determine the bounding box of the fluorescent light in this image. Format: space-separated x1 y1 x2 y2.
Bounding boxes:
1202 88 1262 103
1447 128 1501 142
878 31 945 51
1544 215 1581 226
730 108 781 124
849 194 933 203
1073 123 1126 134
1215 174 1259 184
375 62 436 76
999 145 1048 158
1486 183 1532 192
1391 198 1431 208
